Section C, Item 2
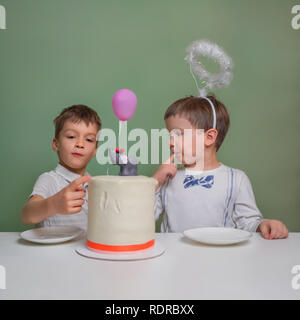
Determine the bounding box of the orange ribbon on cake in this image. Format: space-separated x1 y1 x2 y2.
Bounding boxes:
87 239 155 252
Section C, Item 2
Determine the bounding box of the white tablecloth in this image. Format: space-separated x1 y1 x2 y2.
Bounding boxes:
0 232 300 299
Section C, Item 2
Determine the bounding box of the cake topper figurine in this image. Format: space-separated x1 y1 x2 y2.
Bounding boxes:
109 148 138 176
185 39 233 129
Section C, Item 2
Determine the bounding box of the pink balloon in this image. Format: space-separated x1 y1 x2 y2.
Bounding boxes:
112 89 137 121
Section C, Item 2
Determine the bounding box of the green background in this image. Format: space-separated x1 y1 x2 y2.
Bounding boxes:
0 0 299 232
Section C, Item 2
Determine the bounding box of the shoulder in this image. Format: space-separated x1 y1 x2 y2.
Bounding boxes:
34 171 57 185
29 169 61 199
232 168 256 196
221 164 251 188
32 169 63 192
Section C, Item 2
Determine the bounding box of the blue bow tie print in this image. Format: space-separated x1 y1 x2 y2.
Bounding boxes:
183 175 214 189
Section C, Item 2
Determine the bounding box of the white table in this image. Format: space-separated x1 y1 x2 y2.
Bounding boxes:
0 232 300 300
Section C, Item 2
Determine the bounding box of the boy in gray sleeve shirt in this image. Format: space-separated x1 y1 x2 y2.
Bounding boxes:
21 105 101 230
152 95 288 239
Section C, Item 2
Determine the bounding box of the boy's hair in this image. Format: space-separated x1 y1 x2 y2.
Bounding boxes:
164 95 230 152
53 105 102 142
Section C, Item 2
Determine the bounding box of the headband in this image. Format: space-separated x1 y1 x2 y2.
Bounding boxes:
185 40 234 130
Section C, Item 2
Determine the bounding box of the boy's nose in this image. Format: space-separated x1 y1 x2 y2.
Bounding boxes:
76 140 84 148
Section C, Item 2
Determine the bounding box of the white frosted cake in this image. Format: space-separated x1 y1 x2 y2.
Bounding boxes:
87 175 157 252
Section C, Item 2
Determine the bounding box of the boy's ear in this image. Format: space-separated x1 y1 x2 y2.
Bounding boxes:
52 138 59 152
205 129 218 146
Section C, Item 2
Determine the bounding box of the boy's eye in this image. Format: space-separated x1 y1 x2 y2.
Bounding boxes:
68 136 75 139
170 129 183 137
87 139 94 142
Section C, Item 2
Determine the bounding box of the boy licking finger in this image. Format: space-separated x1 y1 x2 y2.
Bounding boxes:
152 95 288 240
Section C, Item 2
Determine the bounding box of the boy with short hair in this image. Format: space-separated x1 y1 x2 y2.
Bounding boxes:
152 95 288 239
21 105 101 230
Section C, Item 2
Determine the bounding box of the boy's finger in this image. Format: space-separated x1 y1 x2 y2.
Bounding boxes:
75 185 85 191
70 199 85 207
70 175 91 190
164 153 175 165
270 227 278 239
277 225 285 239
260 223 271 239
171 166 178 177
70 191 86 200
69 206 83 214
170 153 175 163
168 166 178 179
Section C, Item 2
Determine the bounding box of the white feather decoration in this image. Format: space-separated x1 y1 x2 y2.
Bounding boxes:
185 39 233 96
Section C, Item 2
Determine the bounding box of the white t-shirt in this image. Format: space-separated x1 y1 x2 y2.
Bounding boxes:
154 163 264 233
28 163 89 230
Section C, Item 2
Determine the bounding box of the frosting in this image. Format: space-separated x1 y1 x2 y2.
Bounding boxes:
87 175 157 249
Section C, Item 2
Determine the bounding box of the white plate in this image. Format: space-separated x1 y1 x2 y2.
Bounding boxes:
183 227 252 245
76 240 165 261
20 226 84 244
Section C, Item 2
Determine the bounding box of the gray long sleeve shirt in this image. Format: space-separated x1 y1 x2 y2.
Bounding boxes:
154 163 264 233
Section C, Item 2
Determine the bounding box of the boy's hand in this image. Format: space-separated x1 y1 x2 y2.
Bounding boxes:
152 154 177 191
51 175 91 215
257 219 289 240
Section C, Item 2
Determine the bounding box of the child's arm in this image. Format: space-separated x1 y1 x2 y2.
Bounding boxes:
152 154 177 191
233 171 288 239
21 175 91 225
21 195 55 225
232 171 265 232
